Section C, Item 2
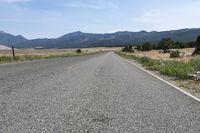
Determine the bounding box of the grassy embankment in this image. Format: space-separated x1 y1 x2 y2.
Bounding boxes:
117 52 200 79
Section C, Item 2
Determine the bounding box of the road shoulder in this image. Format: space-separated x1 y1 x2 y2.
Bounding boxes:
117 53 200 102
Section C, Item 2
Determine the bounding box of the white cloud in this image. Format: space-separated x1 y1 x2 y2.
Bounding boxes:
132 1 200 31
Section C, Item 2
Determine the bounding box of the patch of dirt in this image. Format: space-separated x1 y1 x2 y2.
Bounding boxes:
176 80 200 98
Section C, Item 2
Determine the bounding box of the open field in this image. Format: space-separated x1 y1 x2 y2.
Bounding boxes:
126 48 195 62
0 47 121 64
0 47 121 56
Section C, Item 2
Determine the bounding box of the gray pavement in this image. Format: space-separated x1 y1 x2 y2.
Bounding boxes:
0 52 200 133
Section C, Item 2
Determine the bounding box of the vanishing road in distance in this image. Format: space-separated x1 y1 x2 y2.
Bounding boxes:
1 52 200 132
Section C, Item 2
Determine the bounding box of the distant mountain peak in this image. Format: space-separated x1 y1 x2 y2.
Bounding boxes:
70 31 83 35
59 31 84 39
74 31 83 33
16 35 26 38
0 32 27 47
116 31 129 33
0 31 6 34
139 30 147 33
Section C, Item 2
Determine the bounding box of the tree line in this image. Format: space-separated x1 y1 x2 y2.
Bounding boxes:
123 36 200 56
136 38 196 52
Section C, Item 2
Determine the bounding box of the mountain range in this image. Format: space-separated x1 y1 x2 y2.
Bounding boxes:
1 28 200 49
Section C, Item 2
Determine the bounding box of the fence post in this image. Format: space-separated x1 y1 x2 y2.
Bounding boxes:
12 46 15 60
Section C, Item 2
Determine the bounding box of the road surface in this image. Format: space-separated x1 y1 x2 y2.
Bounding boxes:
0 52 200 133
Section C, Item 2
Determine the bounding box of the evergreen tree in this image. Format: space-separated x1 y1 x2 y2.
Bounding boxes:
192 36 200 56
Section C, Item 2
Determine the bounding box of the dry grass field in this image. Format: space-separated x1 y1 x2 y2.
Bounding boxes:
126 48 195 62
0 47 121 57
0 47 122 64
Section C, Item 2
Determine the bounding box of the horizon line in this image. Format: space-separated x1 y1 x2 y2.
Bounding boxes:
1 27 200 40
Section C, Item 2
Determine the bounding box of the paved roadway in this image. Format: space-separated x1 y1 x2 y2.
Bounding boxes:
0 52 200 133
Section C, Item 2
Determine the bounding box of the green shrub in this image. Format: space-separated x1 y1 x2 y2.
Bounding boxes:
170 50 180 58
190 58 200 71
141 42 153 51
76 49 82 53
158 38 174 53
136 45 142 51
122 46 134 52
192 35 200 56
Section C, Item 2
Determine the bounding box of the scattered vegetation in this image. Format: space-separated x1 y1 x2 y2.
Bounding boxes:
136 37 197 53
0 55 72 64
192 35 200 56
76 49 82 53
170 50 180 58
117 52 200 79
0 56 14 63
0 49 100 64
120 37 200 79
158 38 174 53
122 46 134 52
136 42 153 51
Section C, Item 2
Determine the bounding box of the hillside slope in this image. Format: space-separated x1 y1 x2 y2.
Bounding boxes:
1 28 200 48
0 31 27 47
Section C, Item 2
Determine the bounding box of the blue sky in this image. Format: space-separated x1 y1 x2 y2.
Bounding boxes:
0 0 200 39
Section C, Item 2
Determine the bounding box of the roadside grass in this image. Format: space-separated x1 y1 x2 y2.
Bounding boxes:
0 56 14 63
0 47 122 64
117 52 200 79
0 52 98 64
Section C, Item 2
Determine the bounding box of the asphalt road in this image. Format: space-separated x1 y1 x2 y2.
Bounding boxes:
1 52 200 133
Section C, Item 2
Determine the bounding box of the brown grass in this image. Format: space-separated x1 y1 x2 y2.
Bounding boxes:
126 48 195 62
0 47 121 57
